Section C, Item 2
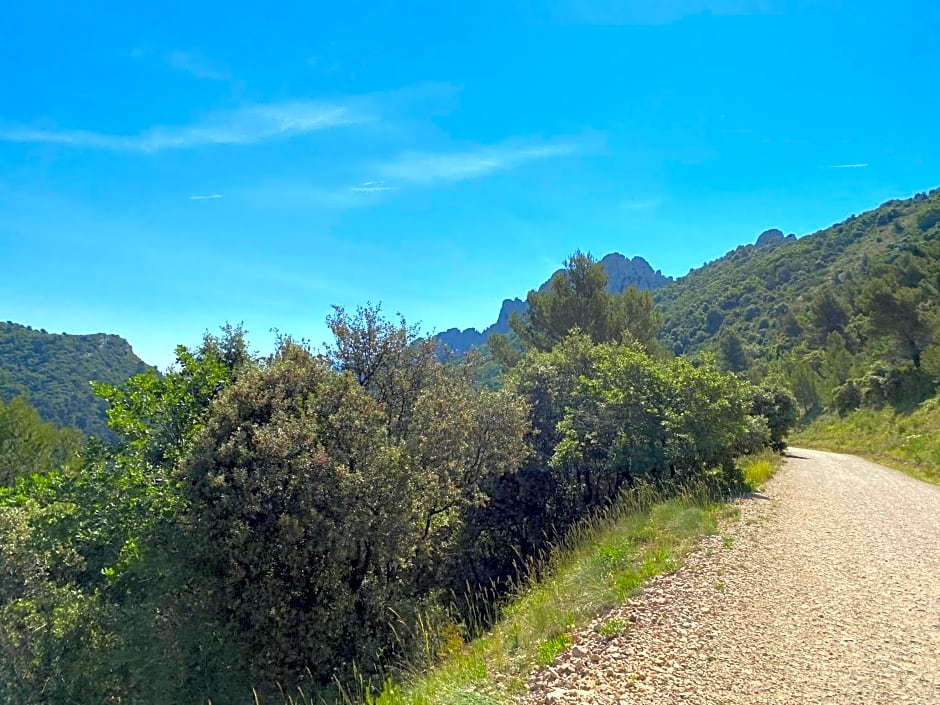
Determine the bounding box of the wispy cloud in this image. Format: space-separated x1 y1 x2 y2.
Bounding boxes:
243 182 397 210
828 163 869 169
350 181 397 193
188 193 223 200
164 51 230 81
376 141 581 185
0 101 369 152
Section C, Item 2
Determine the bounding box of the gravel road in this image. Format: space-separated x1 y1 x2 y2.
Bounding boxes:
520 448 940 704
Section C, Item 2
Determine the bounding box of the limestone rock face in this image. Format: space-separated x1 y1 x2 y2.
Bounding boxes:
435 254 671 355
490 298 527 335
435 327 485 354
434 298 526 354
598 253 671 293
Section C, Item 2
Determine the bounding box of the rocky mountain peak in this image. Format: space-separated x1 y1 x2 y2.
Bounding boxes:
755 229 797 247
598 253 671 292
434 253 671 355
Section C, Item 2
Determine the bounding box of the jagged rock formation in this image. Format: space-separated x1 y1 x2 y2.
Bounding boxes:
436 298 526 354
598 253 672 292
435 254 671 355
755 228 797 247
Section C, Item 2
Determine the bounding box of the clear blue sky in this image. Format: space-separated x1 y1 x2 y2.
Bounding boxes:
2 1 938 368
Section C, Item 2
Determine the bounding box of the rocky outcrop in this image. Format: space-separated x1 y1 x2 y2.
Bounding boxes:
755 229 797 247
435 298 526 354
599 253 671 292
489 298 528 335
435 327 486 354
435 255 671 355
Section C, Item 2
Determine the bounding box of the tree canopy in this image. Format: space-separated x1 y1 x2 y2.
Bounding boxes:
503 251 663 354
0 305 794 703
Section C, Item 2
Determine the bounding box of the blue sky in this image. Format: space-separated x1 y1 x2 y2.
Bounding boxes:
2 0 938 368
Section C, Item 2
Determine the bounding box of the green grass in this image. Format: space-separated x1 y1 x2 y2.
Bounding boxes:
595 618 628 638
737 449 784 490
331 483 730 705
792 397 940 486
271 455 785 705
535 633 572 666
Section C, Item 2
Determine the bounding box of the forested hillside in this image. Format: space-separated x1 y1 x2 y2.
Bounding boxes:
0 323 152 437
655 187 940 413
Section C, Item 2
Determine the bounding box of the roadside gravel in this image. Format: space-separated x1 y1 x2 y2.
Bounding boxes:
518 448 940 704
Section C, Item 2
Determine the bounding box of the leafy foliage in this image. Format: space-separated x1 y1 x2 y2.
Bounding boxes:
0 397 83 486
0 295 791 702
0 329 248 705
505 252 662 354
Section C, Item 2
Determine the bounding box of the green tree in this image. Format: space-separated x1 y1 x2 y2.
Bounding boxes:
789 360 822 414
749 385 799 451
810 288 850 342
507 252 662 353
184 342 415 685
859 279 934 368
718 331 748 373
552 342 671 496
0 397 83 486
325 303 440 439
611 286 664 352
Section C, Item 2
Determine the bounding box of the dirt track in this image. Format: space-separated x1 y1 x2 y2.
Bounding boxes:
521 448 940 704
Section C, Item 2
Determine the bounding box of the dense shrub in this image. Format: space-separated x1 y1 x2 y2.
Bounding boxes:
833 379 863 414
0 293 790 702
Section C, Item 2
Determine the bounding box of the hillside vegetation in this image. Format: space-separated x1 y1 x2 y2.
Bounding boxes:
656 187 940 414
0 323 152 437
792 399 940 485
0 396 83 487
0 257 795 705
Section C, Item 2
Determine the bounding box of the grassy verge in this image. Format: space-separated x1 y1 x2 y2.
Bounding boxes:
739 449 782 489
792 397 940 486
280 455 780 705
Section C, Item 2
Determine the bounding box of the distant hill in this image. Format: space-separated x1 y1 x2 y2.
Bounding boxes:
436 253 672 354
0 323 153 437
655 188 940 357
654 187 940 413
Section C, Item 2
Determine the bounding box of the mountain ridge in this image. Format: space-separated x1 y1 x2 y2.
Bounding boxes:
436 252 672 354
0 322 153 437
653 186 940 403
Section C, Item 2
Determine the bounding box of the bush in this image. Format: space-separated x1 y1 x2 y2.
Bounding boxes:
750 385 799 451
854 363 936 408
916 206 940 232
833 380 862 414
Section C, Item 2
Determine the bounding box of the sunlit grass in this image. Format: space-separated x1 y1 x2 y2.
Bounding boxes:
793 397 940 486
320 484 726 705
737 449 783 490
268 456 783 705
595 618 628 638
